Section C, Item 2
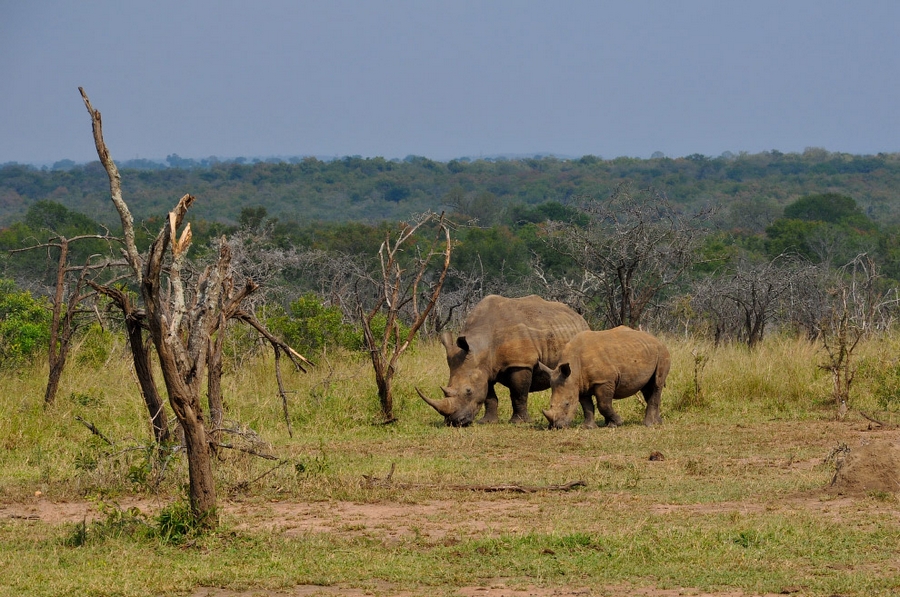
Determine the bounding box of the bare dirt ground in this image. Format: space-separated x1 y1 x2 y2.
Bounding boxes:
4 429 898 597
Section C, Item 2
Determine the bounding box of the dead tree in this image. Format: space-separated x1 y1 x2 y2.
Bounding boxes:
543 184 710 328
356 213 452 423
11 235 117 405
80 88 309 528
819 254 900 417
691 254 819 347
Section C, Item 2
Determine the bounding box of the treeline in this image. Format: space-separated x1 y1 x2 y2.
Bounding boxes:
4 184 900 344
4 147 900 368
3 149 900 229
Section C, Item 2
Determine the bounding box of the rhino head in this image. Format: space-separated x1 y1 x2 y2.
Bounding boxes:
417 333 489 426
540 362 579 429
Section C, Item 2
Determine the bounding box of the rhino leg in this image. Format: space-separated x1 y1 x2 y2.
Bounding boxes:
641 383 664 426
505 367 533 423
579 394 598 429
642 358 668 426
595 384 624 428
477 384 500 424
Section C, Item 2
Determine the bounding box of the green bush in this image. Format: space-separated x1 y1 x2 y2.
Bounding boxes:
0 279 50 368
264 293 414 356
266 293 361 354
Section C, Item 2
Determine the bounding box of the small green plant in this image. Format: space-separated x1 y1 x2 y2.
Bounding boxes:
733 529 765 549
69 389 104 407
75 323 114 368
153 501 205 544
73 449 99 472
62 501 149 547
63 519 89 547
126 442 179 492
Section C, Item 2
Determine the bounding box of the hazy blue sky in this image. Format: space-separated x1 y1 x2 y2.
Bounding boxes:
2 1 899 165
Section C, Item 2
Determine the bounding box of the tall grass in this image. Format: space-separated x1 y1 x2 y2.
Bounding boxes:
3 332 898 499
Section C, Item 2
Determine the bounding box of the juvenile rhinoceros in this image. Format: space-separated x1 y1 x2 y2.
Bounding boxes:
417 294 589 426
541 327 670 429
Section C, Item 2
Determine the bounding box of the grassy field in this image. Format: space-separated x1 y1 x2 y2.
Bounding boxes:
1 334 899 597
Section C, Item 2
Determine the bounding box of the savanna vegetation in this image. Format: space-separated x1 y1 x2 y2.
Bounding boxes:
1 336 899 596
1 96 899 595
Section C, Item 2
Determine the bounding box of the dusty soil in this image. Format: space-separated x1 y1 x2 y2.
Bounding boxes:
4 431 898 597
827 435 900 496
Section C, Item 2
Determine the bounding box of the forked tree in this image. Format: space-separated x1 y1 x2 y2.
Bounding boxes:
79 88 309 528
356 213 451 422
10 234 117 406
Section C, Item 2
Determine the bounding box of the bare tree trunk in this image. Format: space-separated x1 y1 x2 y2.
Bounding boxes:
89 282 170 444
80 88 308 529
45 359 66 406
141 205 222 527
377 371 393 421
82 90 218 527
37 236 102 406
207 316 225 433
127 318 170 443
44 239 70 405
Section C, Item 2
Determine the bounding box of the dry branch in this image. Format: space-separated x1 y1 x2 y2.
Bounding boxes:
209 441 279 461
859 411 890 428
449 480 587 493
74 416 114 446
79 88 142 279
361 463 586 493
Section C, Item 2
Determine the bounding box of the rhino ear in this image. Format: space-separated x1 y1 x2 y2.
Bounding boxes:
537 362 553 377
440 332 454 351
559 363 572 379
456 335 470 353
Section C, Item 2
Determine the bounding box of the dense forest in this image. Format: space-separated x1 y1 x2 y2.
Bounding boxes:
3 148 900 363
3 149 900 228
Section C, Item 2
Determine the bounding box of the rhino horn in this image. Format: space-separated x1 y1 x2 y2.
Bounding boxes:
441 386 458 398
417 387 456 416
542 408 553 423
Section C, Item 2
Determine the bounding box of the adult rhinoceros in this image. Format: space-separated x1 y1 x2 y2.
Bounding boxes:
541 326 670 429
418 294 589 426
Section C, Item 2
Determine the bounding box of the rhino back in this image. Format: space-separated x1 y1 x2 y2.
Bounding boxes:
567 327 665 394
463 295 589 372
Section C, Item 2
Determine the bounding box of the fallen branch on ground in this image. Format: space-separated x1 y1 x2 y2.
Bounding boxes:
361 463 586 492
859 410 889 427
363 462 396 488
230 459 292 493
74 416 114 446
449 480 587 493
209 441 278 461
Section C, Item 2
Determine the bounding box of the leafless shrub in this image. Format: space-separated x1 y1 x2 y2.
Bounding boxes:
542 184 711 328
818 254 900 416
351 212 452 422
689 253 822 347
